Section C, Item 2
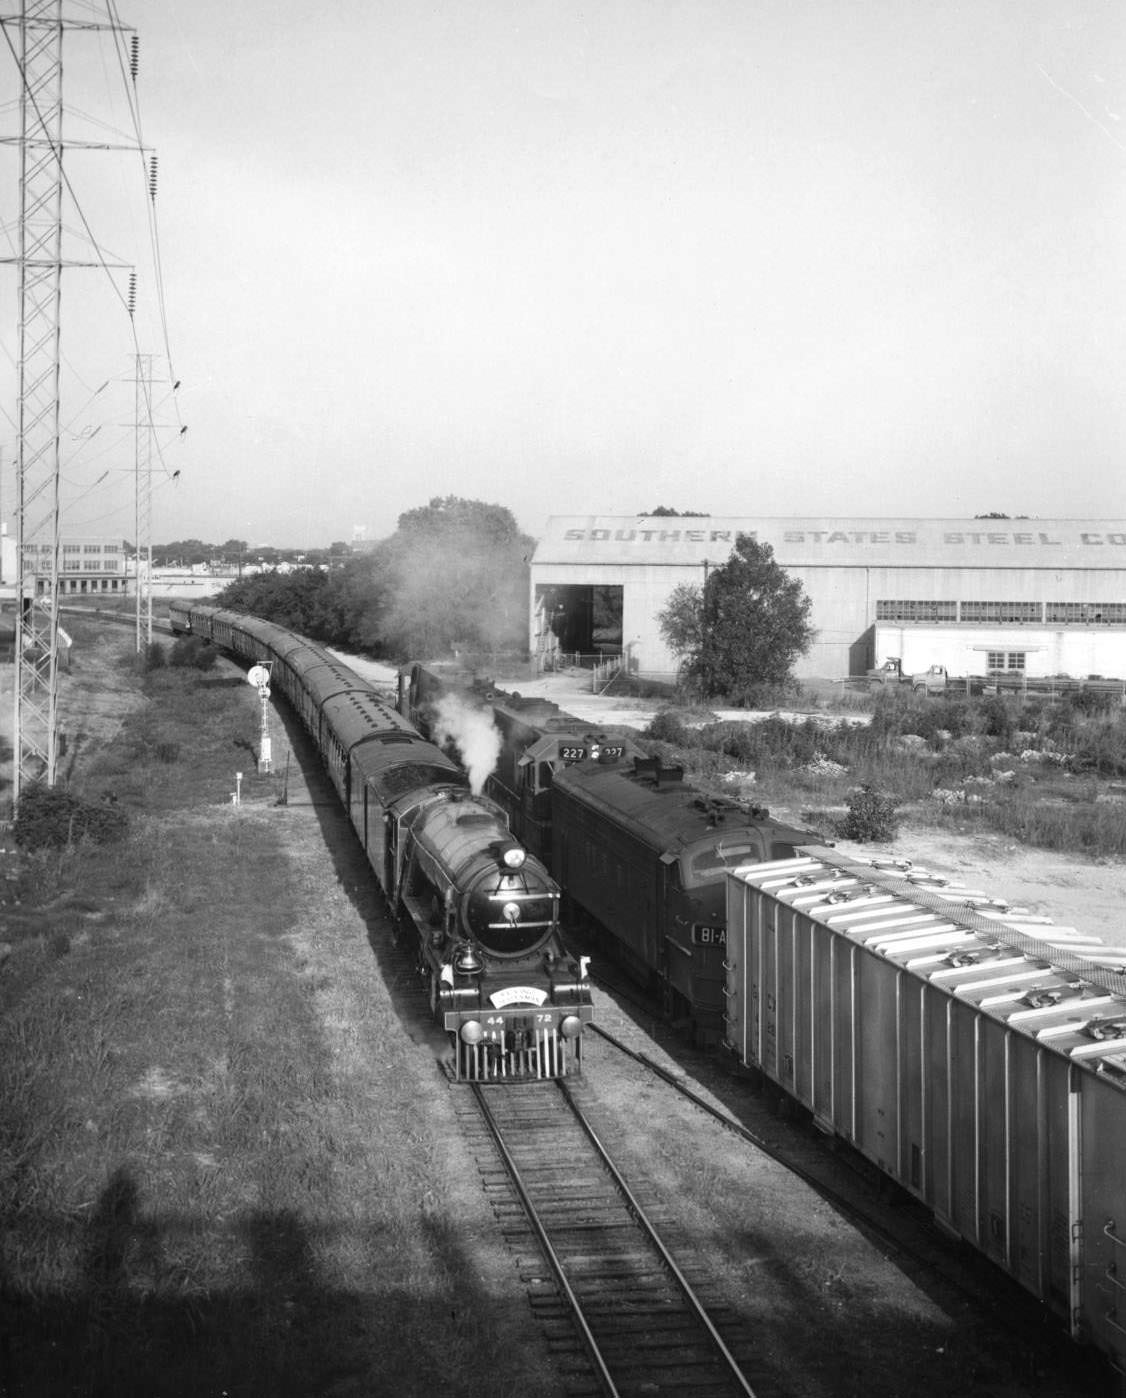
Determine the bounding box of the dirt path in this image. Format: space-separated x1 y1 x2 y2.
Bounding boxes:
831 821 1126 951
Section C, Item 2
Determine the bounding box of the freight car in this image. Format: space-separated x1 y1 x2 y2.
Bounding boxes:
725 847 1126 1374
166 603 593 1080
398 659 821 1043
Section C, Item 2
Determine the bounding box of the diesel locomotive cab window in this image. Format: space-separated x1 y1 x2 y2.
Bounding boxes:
685 839 762 885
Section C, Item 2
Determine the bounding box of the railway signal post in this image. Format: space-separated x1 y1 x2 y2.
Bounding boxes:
247 664 273 773
244 665 271 777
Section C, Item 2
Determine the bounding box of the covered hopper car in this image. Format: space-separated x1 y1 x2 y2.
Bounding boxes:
726 848 1126 1373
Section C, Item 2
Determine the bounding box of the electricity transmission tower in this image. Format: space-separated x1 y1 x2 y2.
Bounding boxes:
134 350 154 651
3 1 133 809
11 0 65 806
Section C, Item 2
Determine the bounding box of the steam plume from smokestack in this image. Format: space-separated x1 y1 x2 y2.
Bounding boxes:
433 694 501 795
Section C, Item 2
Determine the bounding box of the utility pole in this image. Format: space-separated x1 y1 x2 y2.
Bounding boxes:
2 1 135 808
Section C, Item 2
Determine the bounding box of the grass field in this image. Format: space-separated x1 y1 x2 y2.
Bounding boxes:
1 623 559 1398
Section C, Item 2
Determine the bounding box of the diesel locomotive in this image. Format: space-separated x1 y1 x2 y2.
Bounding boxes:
398 659 820 1042
168 602 593 1080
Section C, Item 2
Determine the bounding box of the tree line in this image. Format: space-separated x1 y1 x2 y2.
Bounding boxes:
215 496 532 661
213 501 814 699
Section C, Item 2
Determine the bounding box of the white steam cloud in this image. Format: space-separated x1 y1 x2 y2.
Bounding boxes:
433 693 502 795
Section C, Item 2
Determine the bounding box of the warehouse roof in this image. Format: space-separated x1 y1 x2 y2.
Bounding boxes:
532 516 1126 571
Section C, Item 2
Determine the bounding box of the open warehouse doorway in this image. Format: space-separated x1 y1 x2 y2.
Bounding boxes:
534 584 623 669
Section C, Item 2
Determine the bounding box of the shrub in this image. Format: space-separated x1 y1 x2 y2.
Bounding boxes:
13 783 129 851
170 636 218 671
137 641 167 673
644 710 690 744
978 696 1016 743
836 784 898 842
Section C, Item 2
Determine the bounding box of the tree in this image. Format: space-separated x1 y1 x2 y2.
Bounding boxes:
658 582 704 660
658 533 814 699
646 506 707 516
367 496 533 658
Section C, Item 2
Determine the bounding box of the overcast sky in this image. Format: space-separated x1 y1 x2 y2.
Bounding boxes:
2 0 1124 549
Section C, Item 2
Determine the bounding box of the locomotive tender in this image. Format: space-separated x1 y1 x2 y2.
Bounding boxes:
399 659 819 1041
726 848 1126 1374
168 602 593 1080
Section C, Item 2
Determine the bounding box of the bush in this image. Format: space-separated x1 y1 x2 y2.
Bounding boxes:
13 783 129 851
836 784 898 842
170 636 218 671
137 641 167 673
870 692 979 744
644 710 690 744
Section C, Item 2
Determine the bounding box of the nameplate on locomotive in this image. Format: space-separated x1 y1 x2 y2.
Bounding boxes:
489 986 549 1009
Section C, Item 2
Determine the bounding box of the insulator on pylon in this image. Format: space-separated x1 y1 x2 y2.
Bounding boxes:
148 155 158 199
130 36 139 80
127 272 136 316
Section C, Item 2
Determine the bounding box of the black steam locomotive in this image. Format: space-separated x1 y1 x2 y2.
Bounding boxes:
168 603 593 1080
398 661 820 1042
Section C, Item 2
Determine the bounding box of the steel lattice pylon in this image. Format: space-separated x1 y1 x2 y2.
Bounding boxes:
13 0 64 805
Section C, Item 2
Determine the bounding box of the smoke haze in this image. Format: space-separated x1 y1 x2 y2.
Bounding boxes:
433 693 501 795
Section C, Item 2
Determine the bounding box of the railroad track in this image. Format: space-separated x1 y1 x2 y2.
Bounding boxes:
58 604 173 636
585 1019 1116 1392
461 1077 761 1398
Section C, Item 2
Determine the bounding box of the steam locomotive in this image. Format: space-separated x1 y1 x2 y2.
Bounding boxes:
398 660 820 1042
167 602 593 1080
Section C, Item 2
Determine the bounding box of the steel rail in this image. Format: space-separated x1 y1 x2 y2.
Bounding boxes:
472 1078 757 1398
471 1083 620 1398
556 1077 757 1398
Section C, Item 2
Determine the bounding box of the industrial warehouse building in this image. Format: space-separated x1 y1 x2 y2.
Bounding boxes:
0 531 127 595
529 516 1126 682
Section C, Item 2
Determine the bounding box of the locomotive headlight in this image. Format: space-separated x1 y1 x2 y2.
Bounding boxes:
459 1020 484 1045
500 844 526 870
560 1015 582 1039
502 901 521 924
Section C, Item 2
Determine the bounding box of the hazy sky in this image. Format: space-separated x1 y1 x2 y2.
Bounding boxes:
2 0 1125 548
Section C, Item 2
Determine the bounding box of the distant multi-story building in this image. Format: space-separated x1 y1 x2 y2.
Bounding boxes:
18 538 127 595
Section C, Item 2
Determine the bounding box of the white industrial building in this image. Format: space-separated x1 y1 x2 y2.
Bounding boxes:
528 516 1126 682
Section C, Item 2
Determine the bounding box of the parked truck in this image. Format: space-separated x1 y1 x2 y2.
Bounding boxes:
866 659 985 696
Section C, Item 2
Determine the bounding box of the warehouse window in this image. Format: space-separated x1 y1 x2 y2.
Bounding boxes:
961 601 1042 624
875 600 956 622
987 651 1025 672
1045 602 1126 624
